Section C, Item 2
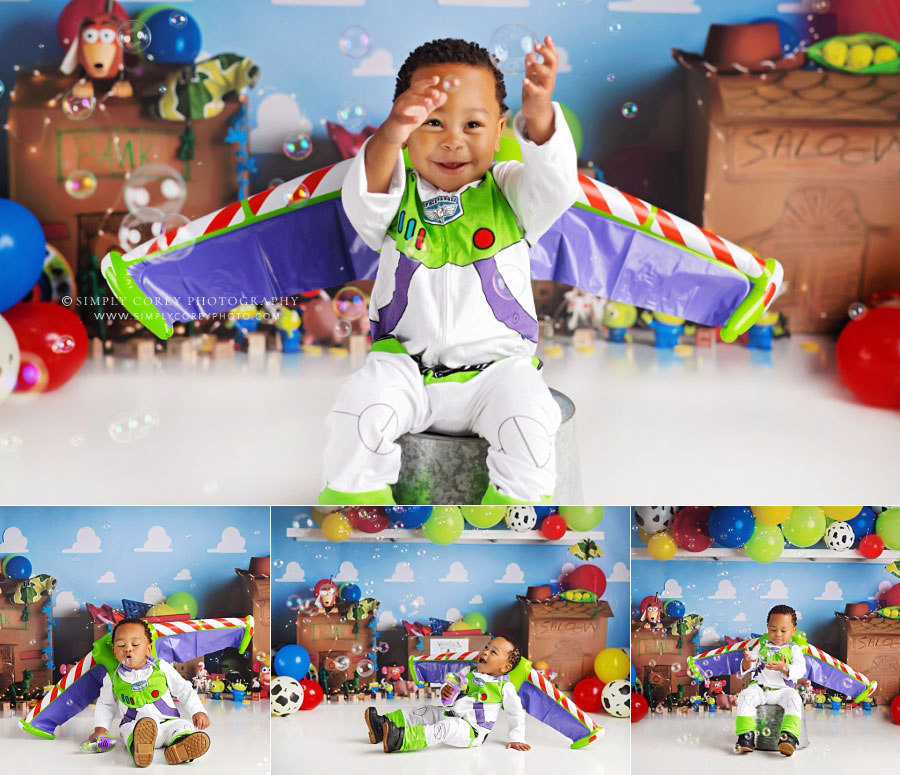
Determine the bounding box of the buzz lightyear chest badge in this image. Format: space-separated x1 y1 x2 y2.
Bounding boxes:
471 675 486 688
422 194 463 225
132 680 149 691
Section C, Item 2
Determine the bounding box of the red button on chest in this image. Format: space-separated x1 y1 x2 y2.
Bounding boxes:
151 690 159 698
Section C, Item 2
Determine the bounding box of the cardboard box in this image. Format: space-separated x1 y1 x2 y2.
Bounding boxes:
407 634 492 662
631 622 699 704
835 612 900 705
680 67 900 333
236 573 270 660
0 583 53 695
518 597 613 691
297 609 374 695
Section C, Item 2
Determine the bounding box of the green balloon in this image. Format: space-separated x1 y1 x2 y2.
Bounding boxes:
423 506 464 545
876 508 900 550
494 135 523 163
781 506 826 548
462 612 487 634
559 506 604 531
460 506 506 528
165 591 198 619
744 523 785 564
558 103 584 155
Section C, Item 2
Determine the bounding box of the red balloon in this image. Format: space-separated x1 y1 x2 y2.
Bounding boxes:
573 677 605 713
891 694 900 725
883 582 900 608
540 514 567 540
859 534 884 559
345 507 390 534
4 302 88 392
631 693 649 723
564 564 607 598
298 679 324 710
672 507 713 552
835 308 900 408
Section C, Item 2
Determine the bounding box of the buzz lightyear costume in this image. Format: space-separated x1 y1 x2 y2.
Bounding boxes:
735 636 805 739
321 102 581 505
94 656 206 758
385 667 526 750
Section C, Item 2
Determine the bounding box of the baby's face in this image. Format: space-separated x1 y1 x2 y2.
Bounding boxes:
476 637 514 676
766 613 796 646
113 622 151 669
405 64 505 192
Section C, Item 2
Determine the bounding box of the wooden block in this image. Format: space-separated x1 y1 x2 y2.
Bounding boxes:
167 337 196 360
246 332 266 358
212 341 234 359
348 333 370 355
538 320 555 340
134 339 155 361
90 337 104 359
694 327 718 347
200 334 217 354
572 328 594 348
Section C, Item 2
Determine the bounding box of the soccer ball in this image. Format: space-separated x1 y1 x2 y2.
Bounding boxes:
271 676 304 716
505 506 537 532
825 522 855 551
601 679 631 718
634 507 678 534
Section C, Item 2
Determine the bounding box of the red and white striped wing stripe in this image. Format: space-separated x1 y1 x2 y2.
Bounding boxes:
25 651 96 723
577 174 765 279
807 644 869 685
528 668 600 734
411 651 479 663
150 617 249 638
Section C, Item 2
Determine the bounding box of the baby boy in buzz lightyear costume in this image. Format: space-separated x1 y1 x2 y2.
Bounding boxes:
735 605 805 757
364 637 530 753
88 618 211 767
319 35 581 506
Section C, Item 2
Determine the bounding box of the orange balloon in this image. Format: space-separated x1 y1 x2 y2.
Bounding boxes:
751 506 792 525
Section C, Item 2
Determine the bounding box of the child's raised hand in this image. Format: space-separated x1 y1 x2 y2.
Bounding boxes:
768 659 788 675
521 36 558 121
382 76 448 146
507 742 531 751
743 649 756 663
192 711 210 730
440 684 455 701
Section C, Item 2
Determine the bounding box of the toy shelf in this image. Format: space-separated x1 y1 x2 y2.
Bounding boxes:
632 547 900 563
287 527 604 545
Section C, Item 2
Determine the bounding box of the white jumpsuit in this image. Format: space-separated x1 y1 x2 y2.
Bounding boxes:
736 642 805 722
323 102 581 502
93 657 206 750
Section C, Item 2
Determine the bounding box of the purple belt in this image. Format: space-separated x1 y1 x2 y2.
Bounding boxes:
121 699 179 726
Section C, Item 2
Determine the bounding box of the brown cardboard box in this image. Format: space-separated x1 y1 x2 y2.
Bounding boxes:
835 612 900 705
0 585 52 695
236 573 270 660
632 622 699 704
518 596 613 691
297 609 374 695
680 67 900 333
407 634 492 661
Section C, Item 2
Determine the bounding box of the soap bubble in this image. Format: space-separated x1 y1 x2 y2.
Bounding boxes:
286 594 302 611
812 0 830 11
285 183 310 207
606 73 615 82
168 10 188 28
51 335 76 354
399 595 422 617
621 101 638 119
333 286 368 320
64 170 97 200
62 90 95 121
847 302 867 320
157 213 192 254
608 23 622 34
762 726 771 736
672 662 682 672
441 74 461 92
492 265 528 300
273 559 284 568
0 432 23 453
488 24 537 75
117 20 151 55
334 319 352 338
283 133 312 161
337 100 367 131
357 658 375 677
351 643 363 655
333 655 350 671
377 642 390 653
338 26 371 58
124 164 186 215
117 207 166 254
0 80 5 99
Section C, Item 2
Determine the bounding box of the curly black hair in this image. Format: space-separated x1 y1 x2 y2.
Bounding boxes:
394 38 508 114
112 617 154 645
767 605 797 626
494 635 523 672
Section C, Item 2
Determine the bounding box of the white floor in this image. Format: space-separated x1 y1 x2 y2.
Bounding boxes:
632 705 896 771
274 698 626 775
0 696 269 771
1 334 896 505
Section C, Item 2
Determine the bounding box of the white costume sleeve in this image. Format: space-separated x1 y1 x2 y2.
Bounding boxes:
788 644 806 682
160 661 206 719
340 137 407 252
492 101 581 247
92 673 118 731
740 643 761 676
501 681 527 744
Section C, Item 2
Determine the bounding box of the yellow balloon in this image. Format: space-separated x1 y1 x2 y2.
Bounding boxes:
321 512 352 542
637 528 653 546
310 507 338 526
750 506 792 525
822 507 862 521
146 603 177 617
594 648 630 683
647 532 677 561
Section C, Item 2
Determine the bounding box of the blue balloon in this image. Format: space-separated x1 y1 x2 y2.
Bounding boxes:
0 199 45 313
665 599 685 619
385 506 432 529
341 583 361 602
847 507 876 546
274 644 310 681
708 506 755 549
145 9 202 64
533 507 556 525
3 554 32 580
